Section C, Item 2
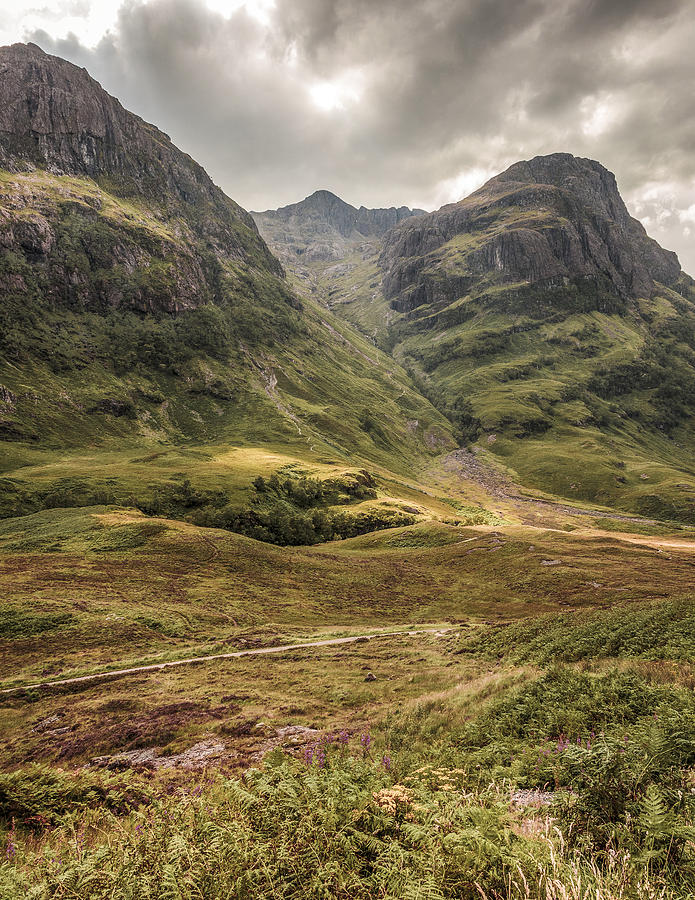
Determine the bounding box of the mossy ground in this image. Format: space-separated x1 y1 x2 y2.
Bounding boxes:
2 558 695 897
1 498 694 765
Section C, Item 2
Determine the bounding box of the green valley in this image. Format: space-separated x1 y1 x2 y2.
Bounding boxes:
1 40 695 900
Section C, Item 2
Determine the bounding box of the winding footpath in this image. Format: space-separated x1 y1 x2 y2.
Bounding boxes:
1 628 451 696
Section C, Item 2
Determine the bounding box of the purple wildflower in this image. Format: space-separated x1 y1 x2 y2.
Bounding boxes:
5 818 15 861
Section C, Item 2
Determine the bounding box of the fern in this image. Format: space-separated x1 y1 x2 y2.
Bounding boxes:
639 784 670 836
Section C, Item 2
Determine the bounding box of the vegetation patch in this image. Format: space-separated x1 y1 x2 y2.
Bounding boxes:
0 607 74 639
458 599 695 663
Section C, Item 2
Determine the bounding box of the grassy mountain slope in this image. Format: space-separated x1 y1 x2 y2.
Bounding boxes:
0 44 457 538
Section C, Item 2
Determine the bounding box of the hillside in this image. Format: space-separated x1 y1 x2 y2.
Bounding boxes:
0 43 458 537
268 156 695 523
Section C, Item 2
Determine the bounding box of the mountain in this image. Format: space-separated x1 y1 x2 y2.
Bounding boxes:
252 190 425 262
272 155 695 523
0 41 282 300
0 42 454 489
379 153 681 311
2 46 694 527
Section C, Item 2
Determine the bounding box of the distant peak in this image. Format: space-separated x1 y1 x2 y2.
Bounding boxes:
306 189 343 201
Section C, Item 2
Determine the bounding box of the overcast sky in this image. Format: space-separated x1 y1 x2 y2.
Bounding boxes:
1 0 694 271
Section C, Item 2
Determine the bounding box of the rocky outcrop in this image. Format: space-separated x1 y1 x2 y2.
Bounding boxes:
253 190 425 262
380 154 681 311
0 41 283 317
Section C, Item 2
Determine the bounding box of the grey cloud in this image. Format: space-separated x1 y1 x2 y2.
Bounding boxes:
27 0 695 271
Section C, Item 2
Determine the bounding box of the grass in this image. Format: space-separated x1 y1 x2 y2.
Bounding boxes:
0 506 692 681
0 164 457 491
0 496 694 898
1 640 694 897
1 501 694 749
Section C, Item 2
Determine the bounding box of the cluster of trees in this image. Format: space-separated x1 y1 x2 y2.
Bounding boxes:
134 472 406 546
252 471 376 507
405 368 481 445
190 504 416 546
0 470 407 546
588 342 695 434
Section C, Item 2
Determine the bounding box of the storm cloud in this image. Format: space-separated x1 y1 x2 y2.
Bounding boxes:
11 0 695 271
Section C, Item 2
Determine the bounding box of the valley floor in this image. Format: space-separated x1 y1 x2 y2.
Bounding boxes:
1 443 694 898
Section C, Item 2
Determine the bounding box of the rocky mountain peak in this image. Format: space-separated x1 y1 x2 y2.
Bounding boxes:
1 42 161 180
479 153 631 228
270 190 360 237
253 191 425 261
0 43 250 221
381 153 682 310
0 41 281 279
0 42 287 321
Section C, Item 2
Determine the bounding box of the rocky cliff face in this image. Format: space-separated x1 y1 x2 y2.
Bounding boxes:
0 41 282 316
380 153 681 312
253 190 425 262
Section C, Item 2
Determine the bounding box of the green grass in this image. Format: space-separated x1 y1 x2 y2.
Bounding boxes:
1 501 694 897
0 164 456 493
1 657 694 898
457 598 695 663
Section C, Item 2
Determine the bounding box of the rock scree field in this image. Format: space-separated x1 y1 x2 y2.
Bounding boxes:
1 40 695 900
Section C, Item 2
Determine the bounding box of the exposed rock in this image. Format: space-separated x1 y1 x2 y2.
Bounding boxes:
380 153 681 311
0 41 283 317
510 789 556 807
364 672 377 682
247 724 320 762
275 725 320 741
0 44 269 240
253 189 425 262
0 385 16 406
91 739 225 771
32 713 64 733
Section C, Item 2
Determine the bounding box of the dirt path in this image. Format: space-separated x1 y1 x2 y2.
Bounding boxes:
581 530 695 554
466 522 695 555
1 628 453 696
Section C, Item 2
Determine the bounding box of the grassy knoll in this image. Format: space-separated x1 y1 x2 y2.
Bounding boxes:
1 508 693 684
